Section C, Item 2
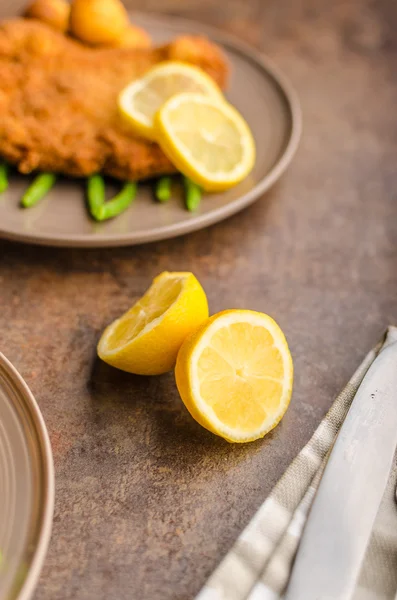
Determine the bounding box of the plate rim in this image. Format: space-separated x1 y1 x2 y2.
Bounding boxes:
0 12 302 248
0 353 54 600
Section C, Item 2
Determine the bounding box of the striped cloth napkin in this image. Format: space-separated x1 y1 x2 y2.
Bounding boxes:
197 326 397 600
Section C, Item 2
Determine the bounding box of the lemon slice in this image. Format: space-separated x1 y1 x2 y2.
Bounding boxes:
175 310 293 443
118 62 223 140
154 92 256 192
97 271 209 375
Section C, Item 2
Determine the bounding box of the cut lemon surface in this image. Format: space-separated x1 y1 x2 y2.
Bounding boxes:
97 272 209 375
175 310 293 443
118 62 223 140
154 92 256 192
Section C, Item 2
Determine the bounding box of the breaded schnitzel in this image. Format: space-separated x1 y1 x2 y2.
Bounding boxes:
0 19 228 180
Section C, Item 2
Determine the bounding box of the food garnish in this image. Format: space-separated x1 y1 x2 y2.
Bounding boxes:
97 271 209 375
154 92 256 192
95 182 137 221
69 0 129 45
184 177 202 212
87 174 106 219
0 164 8 194
155 177 172 203
175 309 293 442
24 0 70 32
87 175 137 221
21 173 56 208
118 61 223 141
96 272 293 443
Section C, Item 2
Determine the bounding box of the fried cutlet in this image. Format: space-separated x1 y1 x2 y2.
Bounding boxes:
0 19 229 180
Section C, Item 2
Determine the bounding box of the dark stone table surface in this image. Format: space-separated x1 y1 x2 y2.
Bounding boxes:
1 0 397 598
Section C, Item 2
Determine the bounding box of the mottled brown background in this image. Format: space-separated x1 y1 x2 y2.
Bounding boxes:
1 0 397 598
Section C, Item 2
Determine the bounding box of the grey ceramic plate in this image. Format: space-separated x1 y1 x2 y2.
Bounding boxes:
0 13 301 248
0 354 54 600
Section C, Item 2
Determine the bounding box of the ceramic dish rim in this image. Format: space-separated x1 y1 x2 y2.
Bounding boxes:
0 353 54 600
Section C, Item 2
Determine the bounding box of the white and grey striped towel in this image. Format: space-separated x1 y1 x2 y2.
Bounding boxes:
197 326 397 600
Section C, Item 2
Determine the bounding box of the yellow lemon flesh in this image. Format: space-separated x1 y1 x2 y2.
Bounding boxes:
154 92 256 192
97 271 209 375
118 62 223 140
175 310 293 442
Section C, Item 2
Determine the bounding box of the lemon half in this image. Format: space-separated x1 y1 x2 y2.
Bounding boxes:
175 309 293 442
98 271 209 375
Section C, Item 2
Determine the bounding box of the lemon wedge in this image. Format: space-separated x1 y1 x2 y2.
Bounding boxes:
118 62 223 140
97 272 209 375
175 309 293 442
154 92 256 191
